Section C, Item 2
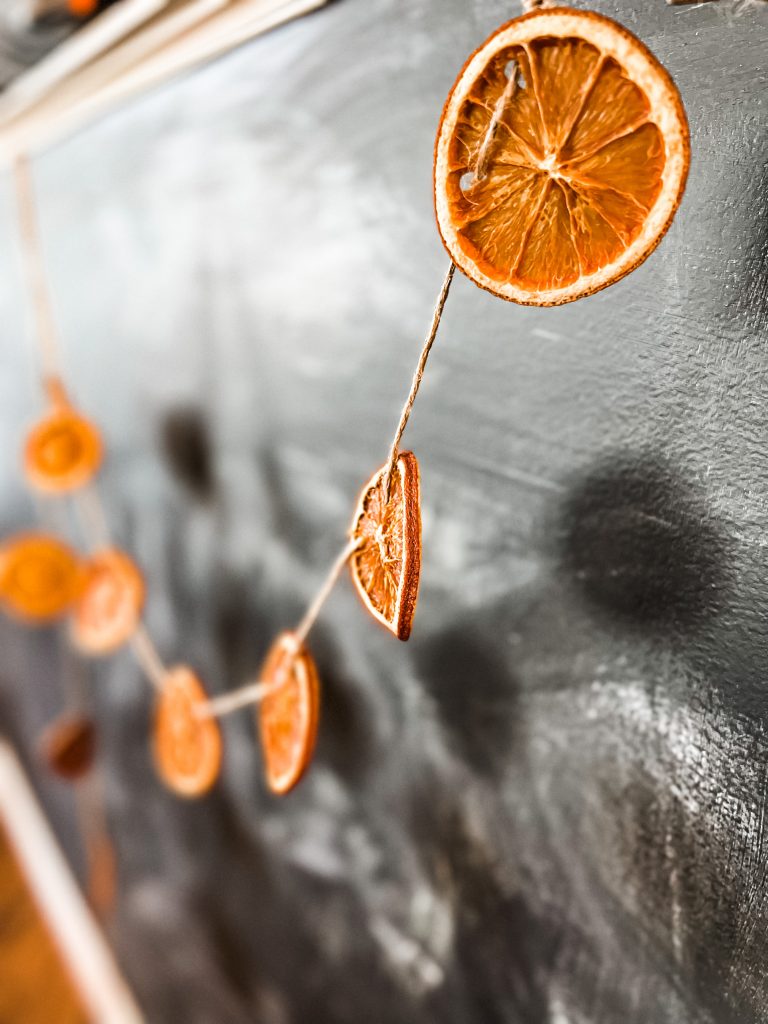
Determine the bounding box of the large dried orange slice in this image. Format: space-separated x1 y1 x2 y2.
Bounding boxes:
0 533 82 622
24 405 103 494
434 8 690 305
349 451 421 641
71 548 145 655
258 632 320 795
153 667 222 798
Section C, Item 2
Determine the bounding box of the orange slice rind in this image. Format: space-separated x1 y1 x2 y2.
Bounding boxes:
71 548 145 655
153 666 222 798
258 632 320 796
0 533 83 623
349 451 421 641
24 406 103 494
434 7 690 305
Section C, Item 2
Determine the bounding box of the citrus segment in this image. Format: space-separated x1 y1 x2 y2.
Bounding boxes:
258 632 320 796
0 533 82 622
39 715 96 780
24 407 103 494
153 667 221 798
559 58 650 163
71 548 145 655
349 451 421 641
434 8 690 305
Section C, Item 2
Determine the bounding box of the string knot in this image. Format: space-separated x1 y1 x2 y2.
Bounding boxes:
521 0 559 11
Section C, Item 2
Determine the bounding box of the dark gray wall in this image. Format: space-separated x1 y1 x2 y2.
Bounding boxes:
1 0 768 1021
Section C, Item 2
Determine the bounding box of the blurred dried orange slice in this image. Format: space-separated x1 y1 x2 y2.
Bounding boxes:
434 7 690 305
0 533 82 622
258 632 320 796
24 406 102 494
154 667 222 798
39 714 96 780
68 0 99 15
349 451 421 641
71 548 145 655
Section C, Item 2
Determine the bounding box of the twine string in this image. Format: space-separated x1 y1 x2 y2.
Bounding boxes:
381 50 523 502
13 155 62 385
74 486 112 551
294 535 360 644
197 679 274 718
130 625 167 694
199 536 362 719
473 61 520 182
382 261 456 500
202 222 467 719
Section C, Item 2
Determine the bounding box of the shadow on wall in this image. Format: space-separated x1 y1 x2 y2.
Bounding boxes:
557 452 732 635
160 405 215 503
414 629 521 781
555 449 768 720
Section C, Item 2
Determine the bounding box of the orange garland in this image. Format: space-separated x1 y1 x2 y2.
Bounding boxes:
4 6 690 802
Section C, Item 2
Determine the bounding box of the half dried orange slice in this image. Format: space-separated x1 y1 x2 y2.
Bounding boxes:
349 451 421 641
153 667 222 798
258 632 320 795
0 533 82 622
71 548 145 655
24 406 103 494
39 714 96 780
434 8 690 305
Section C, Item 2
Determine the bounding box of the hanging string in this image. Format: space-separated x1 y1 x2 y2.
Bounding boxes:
199 680 274 718
473 62 520 182
383 262 455 500
74 486 112 551
294 535 361 644
130 625 167 694
13 155 62 390
199 260 460 718
197 536 361 719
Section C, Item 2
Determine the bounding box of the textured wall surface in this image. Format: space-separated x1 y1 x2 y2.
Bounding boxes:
1 0 768 1021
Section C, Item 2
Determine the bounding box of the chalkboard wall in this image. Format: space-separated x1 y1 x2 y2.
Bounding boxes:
1 0 768 1021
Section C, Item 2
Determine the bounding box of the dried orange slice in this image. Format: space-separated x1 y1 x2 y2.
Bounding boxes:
71 548 145 655
24 405 103 494
258 632 320 795
349 451 421 640
153 667 222 798
39 715 96 780
0 533 82 622
68 0 99 15
434 8 690 305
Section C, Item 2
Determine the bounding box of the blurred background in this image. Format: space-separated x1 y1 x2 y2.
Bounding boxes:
0 0 767 1021
1 1 110 90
